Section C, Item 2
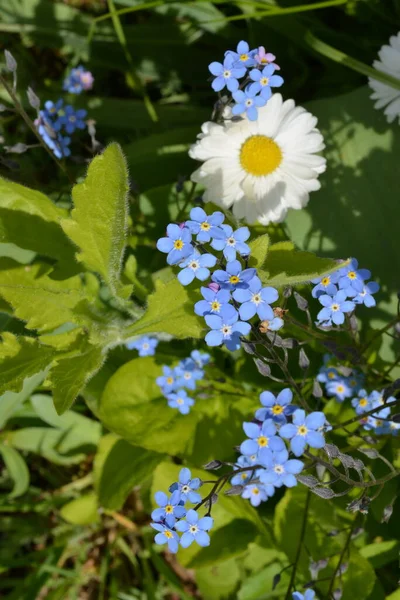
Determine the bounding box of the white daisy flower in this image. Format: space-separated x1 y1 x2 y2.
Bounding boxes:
368 32 400 124
189 93 326 225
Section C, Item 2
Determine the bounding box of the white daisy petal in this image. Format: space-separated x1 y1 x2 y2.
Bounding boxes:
189 93 325 225
368 31 400 124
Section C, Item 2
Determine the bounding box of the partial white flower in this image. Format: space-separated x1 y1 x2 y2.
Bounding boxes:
369 31 400 124
189 93 326 225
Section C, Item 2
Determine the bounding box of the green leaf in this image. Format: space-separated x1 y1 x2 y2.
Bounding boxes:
0 259 91 333
360 540 399 569
125 278 203 339
93 433 163 510
0 333 55 395
0 177 77 274
248 234 270 268
258 241 347 287
61 143 129 294
60 493 99 525
0 443 30 498
49 338 105 415
187 520 259 569
0 370 47 428
99 357 199 454
195 558 240 600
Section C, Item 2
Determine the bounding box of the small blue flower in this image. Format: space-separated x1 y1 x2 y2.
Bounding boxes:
241 483 274 506
166 389 195 414
177 250 217 286
59 105 87 134
175 359 204 390
204 304 251 350
63 65 94 94
185 207 225 242
157 224 194 265
240 419 285 456
351 389 374 415
194 285 231 317
292 591 315 600
260 316 284 332
232 87 267 121
311 274 338 298
151 522 179 553
156 365 179 394
212 259 256 291
208 54 246 92
175 509 213 548
317 363 339 384
255 388 296 424
43 99 64 128
233 276 278 321
231 455 259 486
126 335 158 356
190 350 211 368
169 468 202 504
346 281 379 307
210 224 250 262
317 290 355 326
259 448 304 488
326 378 352 402
337 259 371 293
151 490 186 528
248 64 284 100
226 40 257 68
280 410 326 457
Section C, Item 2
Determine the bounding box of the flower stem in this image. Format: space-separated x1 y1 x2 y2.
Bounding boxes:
284 489 311 600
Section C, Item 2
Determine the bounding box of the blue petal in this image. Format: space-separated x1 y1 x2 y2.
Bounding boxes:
157 237 173 253
180 531 194 548
212 76 226 92
205 330 223 346
195 530 210 547
239 302 257 320
291 436 307 457
208 61 223 76
178 268 195 286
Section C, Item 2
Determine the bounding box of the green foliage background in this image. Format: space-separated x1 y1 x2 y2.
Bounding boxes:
0 0 399 599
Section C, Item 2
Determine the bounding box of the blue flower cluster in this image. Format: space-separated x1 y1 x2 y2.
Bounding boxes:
126 335 159 357
151 467 212 554
208 41 284 121
63 65 94 94
156 351 210 414
232 388 329 507
313 259 379 326
35 99 87 158
157 207 283 352
354 390 399 436
317 356 365 402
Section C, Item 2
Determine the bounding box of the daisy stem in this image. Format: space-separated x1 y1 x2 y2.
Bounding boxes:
284 489 311 600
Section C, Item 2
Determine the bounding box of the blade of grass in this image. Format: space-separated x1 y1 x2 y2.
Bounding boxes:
304 30 400 91
87 1 163 43
105 0 158 123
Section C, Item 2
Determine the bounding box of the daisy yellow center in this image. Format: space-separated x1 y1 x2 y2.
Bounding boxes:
272 404 284 415
176 398 184 405
336 385 345 393
257 435 268 447
211 300 221 311
166 377 174 384
164 530 173 539
240 135 282 177
229 275 240 284
359 398 368 407
321 277 330 286
165 505 174 514
348 271 357 280
252 487 260 495
200 221 211 231
298 425 308 436
174 239 184 250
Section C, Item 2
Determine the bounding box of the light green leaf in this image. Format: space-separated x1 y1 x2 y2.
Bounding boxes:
237 562 287 600
0 370 47 428
60 493 99 525
125 278 203 339
248 233 270 268
0 259 91 333
93 433 163 510
258 241 347 287
0 176 66 221
99 357 199 454
0 443 30 498
61 143 129 294
360 540 399 569
195 558 240 600
0 333 55 395
49 339 105 415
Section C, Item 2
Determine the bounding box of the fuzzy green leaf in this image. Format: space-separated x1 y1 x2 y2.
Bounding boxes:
0 443 30 498
258 241 347 287
125 278 203 339
0 333 55 395
61 143 129 293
